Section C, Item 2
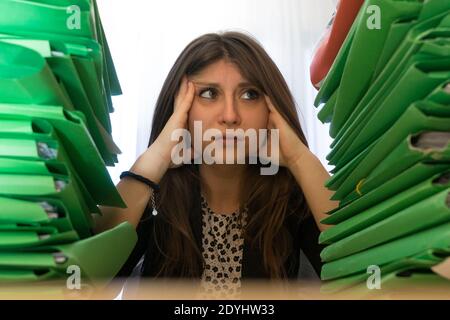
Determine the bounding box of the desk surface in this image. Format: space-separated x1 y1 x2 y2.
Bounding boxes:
1 279 450 300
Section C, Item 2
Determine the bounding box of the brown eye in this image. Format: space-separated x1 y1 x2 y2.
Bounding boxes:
241 89 260 100
199 88 218 99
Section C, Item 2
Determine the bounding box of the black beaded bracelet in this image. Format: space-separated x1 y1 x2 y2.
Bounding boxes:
120 171 160 216
120 171 160 192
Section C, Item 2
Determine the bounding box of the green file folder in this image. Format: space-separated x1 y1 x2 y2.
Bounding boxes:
321 189 450 262
332 130 450 201
321 248 450 293
317 89 337 124
0 158 94 238
321 161 450 225
0 117 104 213
0 37 120 161
0 37 118 159
327 98 450 184
315 0 450 131
0 0 93 39
322 162 450 225
321 222 450 280
0 41 73 109
338 270 450 298
321 170 450 244
326 101 450 199
328 0 425 137
0 104 125 207
427 82 450 105
0 0 122 109
0 222 137 285
328 12 450 158
0 196 76 233
326 142 376 189
328 57 450 169
0 229 78 250
0 135 99 215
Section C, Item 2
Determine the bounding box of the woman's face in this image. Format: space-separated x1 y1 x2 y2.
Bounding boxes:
188 59 269 163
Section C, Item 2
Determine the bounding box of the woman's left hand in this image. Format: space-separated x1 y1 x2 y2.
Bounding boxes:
263 95 311 170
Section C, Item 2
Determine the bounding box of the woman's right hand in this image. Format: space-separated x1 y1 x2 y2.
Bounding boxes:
131 76 196 182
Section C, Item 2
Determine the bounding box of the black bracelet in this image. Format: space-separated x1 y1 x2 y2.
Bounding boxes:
120 171 160 192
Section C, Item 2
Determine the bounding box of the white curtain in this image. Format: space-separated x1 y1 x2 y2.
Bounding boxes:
97 0 337 183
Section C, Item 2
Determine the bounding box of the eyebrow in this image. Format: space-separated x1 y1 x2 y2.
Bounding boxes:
191 81 257 89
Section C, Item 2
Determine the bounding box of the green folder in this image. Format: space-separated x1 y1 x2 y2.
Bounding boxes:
328 0 427 137
321 189 450 262
427 82 450 105
321 170 450 244
0 157 94 238
0 196 75 233
321 248 450 293
0 0 122 110
0 229 78 250
326 101 450 198
323 162 450 225
0 41 73 109
326 141 376 189
326 101 450 182
0 38 116 146
321 222 450 280
315 0 450 131
90 0 122 96
332 130 450 201
372 130 450 175
373 270 450 292
328 12 450 157
0 0 93 39
15 0 122 98
329 10 450 149
0 222 137 285
0 135 99 215
0 104 125 207
0 37 120 162
317 89 337 124
339 270 450 298
329 3 450 140
0 117 102 214
328 56 450 168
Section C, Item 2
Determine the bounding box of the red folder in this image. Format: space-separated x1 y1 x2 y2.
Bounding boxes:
310 0 364 89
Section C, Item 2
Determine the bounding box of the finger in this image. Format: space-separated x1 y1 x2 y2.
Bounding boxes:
174 76 188 110
266 113 276 129
178 80 196 113
264 95 277 113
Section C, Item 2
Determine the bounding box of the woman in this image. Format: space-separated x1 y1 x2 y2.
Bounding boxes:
95 31 338 297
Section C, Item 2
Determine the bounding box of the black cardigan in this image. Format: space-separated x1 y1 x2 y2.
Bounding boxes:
116 187 325 283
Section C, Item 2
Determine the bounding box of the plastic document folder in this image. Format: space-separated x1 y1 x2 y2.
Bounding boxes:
0 0 135 287
0 222 137 284
311 0 450 293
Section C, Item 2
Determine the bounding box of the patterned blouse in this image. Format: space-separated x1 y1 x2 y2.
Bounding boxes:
199 195 248 299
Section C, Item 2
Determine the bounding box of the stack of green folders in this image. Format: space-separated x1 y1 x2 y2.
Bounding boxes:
0 0 136 287
314 0 450 295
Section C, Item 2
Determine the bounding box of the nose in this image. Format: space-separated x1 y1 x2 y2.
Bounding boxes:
219 95 240 126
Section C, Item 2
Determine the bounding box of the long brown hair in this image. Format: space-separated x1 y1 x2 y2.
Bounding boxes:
147 31 311 279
